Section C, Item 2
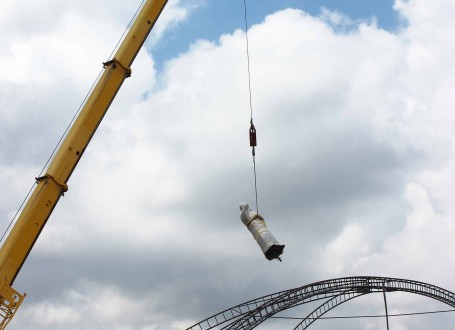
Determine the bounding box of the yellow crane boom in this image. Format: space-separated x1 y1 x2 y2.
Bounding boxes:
0 0 168 327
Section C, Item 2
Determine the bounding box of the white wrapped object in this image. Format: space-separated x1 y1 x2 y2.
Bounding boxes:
240 203 284 261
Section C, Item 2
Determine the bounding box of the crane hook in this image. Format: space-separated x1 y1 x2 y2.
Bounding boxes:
249 120 257 156
249 120 257 147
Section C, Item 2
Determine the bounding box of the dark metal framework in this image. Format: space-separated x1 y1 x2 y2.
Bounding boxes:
185 276 455 330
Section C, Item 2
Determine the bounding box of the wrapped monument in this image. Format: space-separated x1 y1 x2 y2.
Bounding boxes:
239 203 285 261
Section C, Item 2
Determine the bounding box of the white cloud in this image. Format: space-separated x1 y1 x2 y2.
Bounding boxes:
23 302 81 327
356 182 455 283
149 0 195 46
3 0 455 328
322 222 371 274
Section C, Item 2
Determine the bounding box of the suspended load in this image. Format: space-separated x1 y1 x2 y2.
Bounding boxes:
239 203 284 261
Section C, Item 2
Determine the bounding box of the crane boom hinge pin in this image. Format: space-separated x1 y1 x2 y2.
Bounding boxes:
103 59 132 78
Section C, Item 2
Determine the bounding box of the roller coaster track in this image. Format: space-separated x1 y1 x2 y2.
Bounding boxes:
185 276 455 330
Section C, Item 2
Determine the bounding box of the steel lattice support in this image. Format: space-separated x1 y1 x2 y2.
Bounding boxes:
185 276 455 330
293 290 368 330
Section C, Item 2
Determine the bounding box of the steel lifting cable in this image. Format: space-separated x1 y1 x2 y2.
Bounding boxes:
243 0 260 215
0 1 145 244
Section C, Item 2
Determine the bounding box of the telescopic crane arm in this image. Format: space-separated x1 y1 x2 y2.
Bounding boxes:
0 0 168 327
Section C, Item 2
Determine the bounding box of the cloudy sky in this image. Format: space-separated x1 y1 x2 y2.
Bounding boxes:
1 0 455 329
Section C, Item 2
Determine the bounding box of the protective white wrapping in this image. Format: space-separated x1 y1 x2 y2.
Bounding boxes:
239 203 284 260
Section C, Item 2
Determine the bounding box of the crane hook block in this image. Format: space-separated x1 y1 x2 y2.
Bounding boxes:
249 122 257 147
239 203 285 261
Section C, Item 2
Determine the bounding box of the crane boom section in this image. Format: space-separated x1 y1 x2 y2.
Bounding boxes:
0 1 168 327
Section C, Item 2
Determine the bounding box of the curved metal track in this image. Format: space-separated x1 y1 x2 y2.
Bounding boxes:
293 290 368 330
185 276 455 330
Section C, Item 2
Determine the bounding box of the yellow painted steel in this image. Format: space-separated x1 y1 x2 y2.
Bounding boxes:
0 0 168 327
